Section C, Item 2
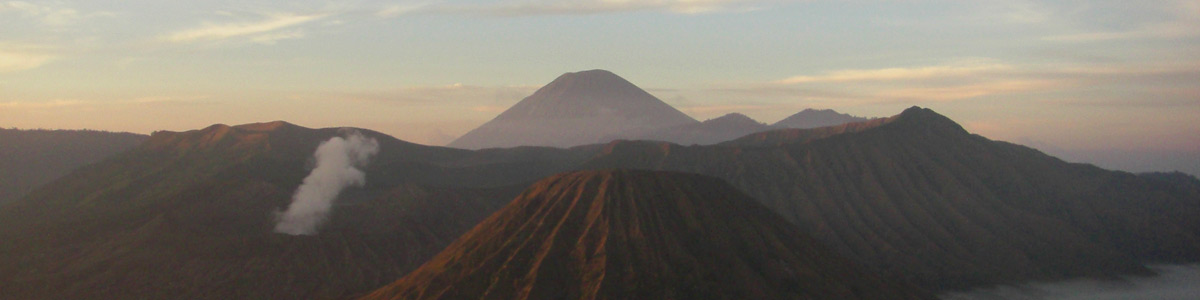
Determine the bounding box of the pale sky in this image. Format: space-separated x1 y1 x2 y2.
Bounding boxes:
2 0 1198 174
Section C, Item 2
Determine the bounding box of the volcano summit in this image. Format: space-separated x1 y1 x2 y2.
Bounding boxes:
447 70 697 149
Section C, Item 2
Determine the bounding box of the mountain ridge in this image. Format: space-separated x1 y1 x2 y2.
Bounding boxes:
582 106 1200 290
4 106 1198 297
360 169 931 300
0 122 603 300
771 108 870 129
610 112 770 145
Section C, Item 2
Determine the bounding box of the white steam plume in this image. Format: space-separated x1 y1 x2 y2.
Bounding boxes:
274 131 379 235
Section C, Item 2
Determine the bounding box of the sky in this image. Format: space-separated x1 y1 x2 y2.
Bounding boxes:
1 0 1197 175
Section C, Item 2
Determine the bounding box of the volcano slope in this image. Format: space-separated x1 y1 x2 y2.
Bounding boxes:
0 121 600 300
448 69 697 149
361 170 930 300
582 107 1200 291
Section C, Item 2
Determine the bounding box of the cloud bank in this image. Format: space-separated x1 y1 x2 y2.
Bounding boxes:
0 48 53 73
388 0 767 17
942 264 1200 300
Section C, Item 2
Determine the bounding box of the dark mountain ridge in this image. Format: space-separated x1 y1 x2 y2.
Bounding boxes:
582 106 1200 290
360 170 930 300
0 121 602 300
771 108 870 129
609 112 770 145
3 106 1198 298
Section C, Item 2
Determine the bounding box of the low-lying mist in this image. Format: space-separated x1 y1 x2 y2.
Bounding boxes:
941 264 1200 300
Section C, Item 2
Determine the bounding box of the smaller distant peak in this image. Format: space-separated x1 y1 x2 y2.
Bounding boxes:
712 112 754 121
568 69 617 76
203 123 232 130
771 108 867 129
541 69 635 90
896 106 945 121
704 113 764 127
900 106 929 115
234 120 299 132
892 106 965 132
791 108 848 117
550 69 625 83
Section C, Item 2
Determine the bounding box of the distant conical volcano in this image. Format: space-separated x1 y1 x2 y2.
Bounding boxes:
447 70 697 149
360 170 930 300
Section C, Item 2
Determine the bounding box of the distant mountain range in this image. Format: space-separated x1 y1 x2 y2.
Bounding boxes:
449 69 867 148
361 170 929 300
613 109 872 146
585 107 1200 290
611 113 768 146
1 71 1198 299
0 128 147 205
0 121 598 299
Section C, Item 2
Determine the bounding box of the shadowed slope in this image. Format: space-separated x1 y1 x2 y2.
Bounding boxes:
361 170 930 300
583 107 1200 291
0 128 147 205
0 121 600 300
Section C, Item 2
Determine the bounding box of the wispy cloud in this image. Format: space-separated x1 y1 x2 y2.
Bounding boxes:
1042 95 1200 108
322 83 539 104
775 62 1012 84
0 1 99 26
399 0 767 17
0 99 84 109
0 95 214 110
1043 0 1200 42
0 45 54 73
1043 23 1200 42
877 80 1066 102
765 59 1200 103
469 105 508 112
127 95 215 106
376 3 431 17
165 13 326 44
248 30 306 45
678 103 790 115
999 0 1051 24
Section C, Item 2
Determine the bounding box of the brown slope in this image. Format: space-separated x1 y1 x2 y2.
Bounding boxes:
361 170 930 300
448 70 697 149
580 107 1200 291
0 121 601 300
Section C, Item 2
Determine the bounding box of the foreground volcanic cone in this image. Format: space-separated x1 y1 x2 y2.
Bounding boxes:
361 170 929 300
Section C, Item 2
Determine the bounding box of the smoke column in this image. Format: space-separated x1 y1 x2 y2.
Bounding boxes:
274 131 379 235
